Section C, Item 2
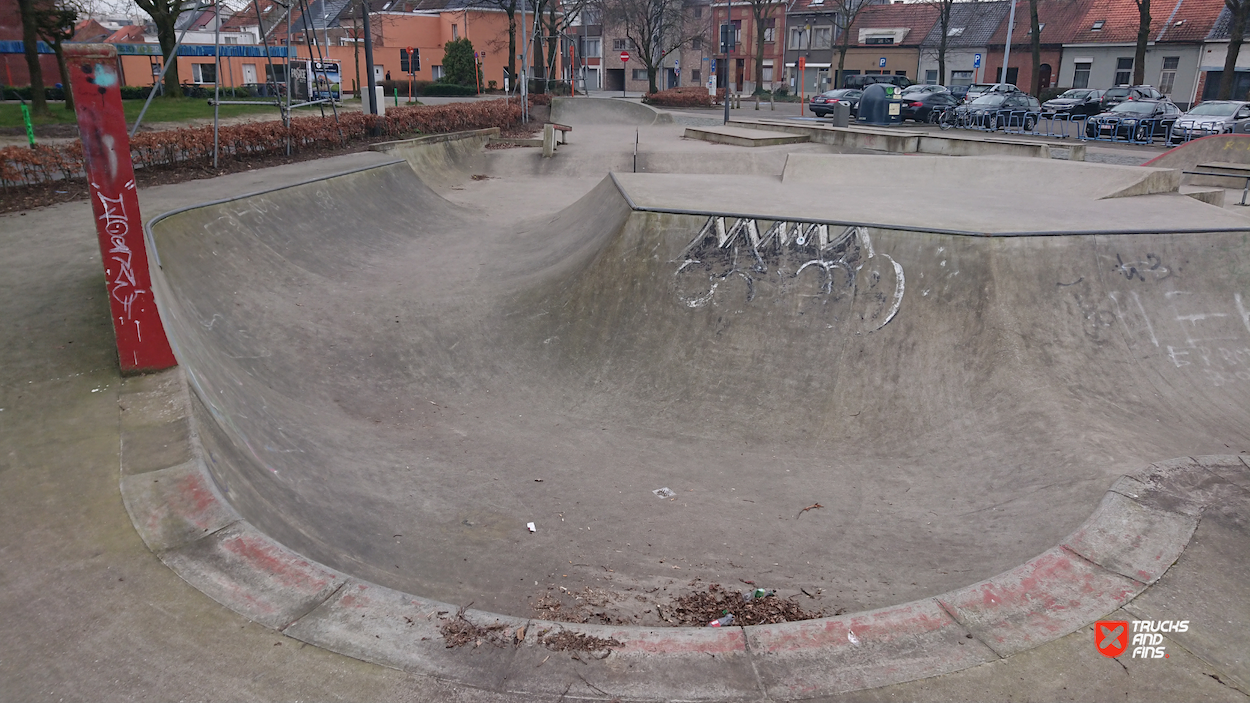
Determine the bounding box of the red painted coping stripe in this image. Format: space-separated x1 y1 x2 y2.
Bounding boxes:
118 369 1245 700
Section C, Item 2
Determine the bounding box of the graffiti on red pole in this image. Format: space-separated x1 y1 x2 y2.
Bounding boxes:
67 44 177 374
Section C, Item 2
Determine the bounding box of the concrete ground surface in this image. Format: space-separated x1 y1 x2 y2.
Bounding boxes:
2 111 1248 701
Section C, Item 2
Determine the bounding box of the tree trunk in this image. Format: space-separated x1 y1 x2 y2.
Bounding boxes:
17 0 49 115
1219 2 1247 99
937 26 947 85
1030 0 1042 95
54 42 73 111
753 12 766 93
1133 0 1150 86
155 14 183 98
648 64 657 93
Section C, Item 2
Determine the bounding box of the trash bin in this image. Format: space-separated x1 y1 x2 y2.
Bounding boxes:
858 84 902 126
832 101 850 128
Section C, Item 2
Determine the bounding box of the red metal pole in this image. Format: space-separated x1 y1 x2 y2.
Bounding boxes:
66 44 177 374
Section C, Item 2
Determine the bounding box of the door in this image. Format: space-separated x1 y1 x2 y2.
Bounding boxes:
735 59 744 92
373 65 384 81
1039 63 1052 89
242 63 258 85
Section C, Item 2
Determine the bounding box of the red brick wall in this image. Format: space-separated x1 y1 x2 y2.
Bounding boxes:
1 0 63 88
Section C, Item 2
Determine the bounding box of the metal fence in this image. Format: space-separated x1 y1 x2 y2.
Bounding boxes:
936 109 1219 148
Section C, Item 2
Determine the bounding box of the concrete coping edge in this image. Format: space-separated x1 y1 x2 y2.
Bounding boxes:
117 366 1250 700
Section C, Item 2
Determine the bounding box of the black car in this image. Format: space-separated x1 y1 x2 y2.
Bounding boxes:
843 74 914 90
948 84 971 103
902 91 958 122
809 89 863 118
1100 85 1164 111
1085 99 1181 141
956 92 1043 130
1042 89 1104 117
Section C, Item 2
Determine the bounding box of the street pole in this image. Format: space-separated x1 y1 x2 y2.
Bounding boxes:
1001 0 1016 87
362 1 377 114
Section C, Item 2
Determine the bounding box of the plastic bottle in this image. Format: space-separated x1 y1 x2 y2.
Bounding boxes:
708 613 735 627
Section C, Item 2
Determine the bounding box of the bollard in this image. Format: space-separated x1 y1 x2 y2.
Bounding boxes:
770 93 775 111
755 94 760 110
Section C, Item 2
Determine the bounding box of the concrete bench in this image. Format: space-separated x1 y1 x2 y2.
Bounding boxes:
1185 166 1250 205
550 123 571 144
1197 161 1250 172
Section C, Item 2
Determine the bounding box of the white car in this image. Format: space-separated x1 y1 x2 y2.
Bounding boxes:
1167 100 1250 145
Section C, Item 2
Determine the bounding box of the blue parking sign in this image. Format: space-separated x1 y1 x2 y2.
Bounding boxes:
974 53 982 68
879 57 886 68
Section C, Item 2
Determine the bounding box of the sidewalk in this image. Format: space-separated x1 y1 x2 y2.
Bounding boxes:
0 145 1246 701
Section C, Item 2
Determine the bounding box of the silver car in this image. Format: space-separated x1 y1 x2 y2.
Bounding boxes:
1168 100 1250 144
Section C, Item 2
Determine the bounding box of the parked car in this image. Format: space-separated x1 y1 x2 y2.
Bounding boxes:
948 84 972 103
843 74 915 90
1041 88 1104 117
963 83 1020 103
809 88 863 118
1099 85 1164 111
902 90 959 122
900 84 949 97
1085 99 1181 140
1167 100 1250 144
956 92 1042 130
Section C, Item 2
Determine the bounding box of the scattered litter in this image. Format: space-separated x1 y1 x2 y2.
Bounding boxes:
534 478 544 482
708 613 735 627
653 487 676 499
796 502 824 519
848 630 861 646
439 605 512 648
527 522 536 533
541 629 622 652
743 588 776 601
91 388 101 393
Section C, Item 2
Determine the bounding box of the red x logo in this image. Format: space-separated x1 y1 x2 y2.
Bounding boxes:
1095 620 1129 658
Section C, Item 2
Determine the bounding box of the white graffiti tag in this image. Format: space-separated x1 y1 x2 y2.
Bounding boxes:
96 187 147 320
673 218 905 332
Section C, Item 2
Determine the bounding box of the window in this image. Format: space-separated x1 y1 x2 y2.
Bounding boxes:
762 59 773 82
733 20 741 45
431 65 443 80
452 24 459 40
812 26 832 49
692 36 702 50
223 36 237 44
692 68 701 83
192 63 217 83
1073 61 1091 88
764 18 775 43
788 27 807 50
1115 57 1132 85
1159 56 1179 94
947 26 964 37
1091 20 1104 30
632 68 647 81
584 37 601 57
612 38 635 51
949 70 972 86
865 36 894 45
925 69 938 84
694 6 702 17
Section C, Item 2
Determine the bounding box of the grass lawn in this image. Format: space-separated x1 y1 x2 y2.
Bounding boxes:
0 97 322 129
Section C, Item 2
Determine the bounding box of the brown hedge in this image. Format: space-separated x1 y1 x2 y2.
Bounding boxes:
643 86 723 108
1 97 522 188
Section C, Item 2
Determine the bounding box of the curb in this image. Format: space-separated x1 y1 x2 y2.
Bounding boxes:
118 368 1249 701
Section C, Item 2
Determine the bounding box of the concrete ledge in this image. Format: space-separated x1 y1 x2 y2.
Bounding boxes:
746 599 997 698
487 137 541 147
936 547 1144 658
1180 185 1226 206
121 460 241 552
684 126 810 147
1063 491 1197 584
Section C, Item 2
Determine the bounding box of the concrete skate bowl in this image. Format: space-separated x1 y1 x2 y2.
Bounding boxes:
138 151 1250 699
551 96 674 125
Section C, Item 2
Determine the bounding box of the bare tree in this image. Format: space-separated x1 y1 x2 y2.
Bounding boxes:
746 0 784 93
34 0 79 111
474 0 525 90
601 0 700 93
921 0 958 88
1219 0 1250 99
16 0 50 115
1132 0 1150 85
830 0 874 87
134 0 191 97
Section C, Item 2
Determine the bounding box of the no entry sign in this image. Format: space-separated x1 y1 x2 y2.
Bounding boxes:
620 51 630 62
